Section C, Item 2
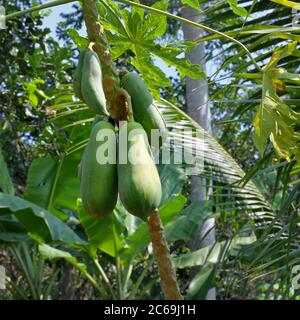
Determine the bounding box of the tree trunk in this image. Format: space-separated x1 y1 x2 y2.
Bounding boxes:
182 5 216 300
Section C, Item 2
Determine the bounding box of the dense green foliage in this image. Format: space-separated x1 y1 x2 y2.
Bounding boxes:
0 0 299 300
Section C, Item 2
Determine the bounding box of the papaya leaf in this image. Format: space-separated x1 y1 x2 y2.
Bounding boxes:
130 0 145 19
141 0 168 40
162 40 199 54
97 1 129 36
67 29 88 49
130 47 170 96
108 38 132 60
124 0 168 41
0 146 14 195
96 0 202 93
128 12 143 40
0 193 86 245
148 42 205 79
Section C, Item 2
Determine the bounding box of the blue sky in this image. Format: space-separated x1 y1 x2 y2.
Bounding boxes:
43 1 79 37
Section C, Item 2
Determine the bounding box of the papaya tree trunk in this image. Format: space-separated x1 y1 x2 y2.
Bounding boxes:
147 210 183 300
182 5 216 300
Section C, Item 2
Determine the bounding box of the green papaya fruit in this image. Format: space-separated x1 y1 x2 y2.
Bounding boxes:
73 50 88 100
122 73 167 148
78 115 104 181
118 122 162 221
80 121 118 219
81 51 109 116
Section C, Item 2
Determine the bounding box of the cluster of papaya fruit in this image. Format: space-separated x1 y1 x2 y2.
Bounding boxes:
74 50 167 221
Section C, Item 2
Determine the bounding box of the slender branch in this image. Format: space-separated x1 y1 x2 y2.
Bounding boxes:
82 0 118 82
116 0 262 73
6 0 76 21
147 209 183 300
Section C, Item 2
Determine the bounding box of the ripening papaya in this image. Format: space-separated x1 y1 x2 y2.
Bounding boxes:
121 72 167 148
74 50 109 116
118 121 162 221
80 121 118 219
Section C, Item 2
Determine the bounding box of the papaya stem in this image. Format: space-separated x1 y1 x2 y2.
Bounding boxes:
147 209 183 300
83 0 126 120
119 88 135 122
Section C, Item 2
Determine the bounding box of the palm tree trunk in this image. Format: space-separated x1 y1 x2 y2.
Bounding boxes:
182 5 216 300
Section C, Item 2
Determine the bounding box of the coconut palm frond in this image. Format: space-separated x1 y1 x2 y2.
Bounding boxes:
157 97 299 281
158 98 274 215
